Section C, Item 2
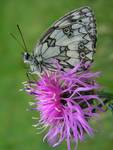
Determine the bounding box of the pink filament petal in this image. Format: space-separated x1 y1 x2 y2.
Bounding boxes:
24 62 103 150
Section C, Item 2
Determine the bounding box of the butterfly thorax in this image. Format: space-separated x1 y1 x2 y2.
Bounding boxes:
23 52 42 73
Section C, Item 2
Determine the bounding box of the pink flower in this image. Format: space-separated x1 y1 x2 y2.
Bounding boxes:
24 63 103 150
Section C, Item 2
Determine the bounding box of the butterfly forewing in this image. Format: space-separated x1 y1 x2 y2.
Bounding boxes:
33 6 96 73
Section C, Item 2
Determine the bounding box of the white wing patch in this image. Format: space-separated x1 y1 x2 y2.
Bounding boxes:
43 47 60 59
67 50 79 58
32 6 97 73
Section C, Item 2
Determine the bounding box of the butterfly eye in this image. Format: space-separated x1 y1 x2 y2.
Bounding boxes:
24 52 30 60
23 52 32 64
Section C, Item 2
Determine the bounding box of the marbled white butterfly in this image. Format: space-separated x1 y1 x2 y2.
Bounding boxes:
23 6 96 74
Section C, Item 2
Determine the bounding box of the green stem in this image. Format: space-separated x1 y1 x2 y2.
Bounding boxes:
92 91 113 113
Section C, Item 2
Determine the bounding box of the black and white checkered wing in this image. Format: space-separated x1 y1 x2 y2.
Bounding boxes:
33 6 96 72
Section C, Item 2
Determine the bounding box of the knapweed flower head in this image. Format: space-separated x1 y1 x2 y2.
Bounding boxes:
24 63 103 150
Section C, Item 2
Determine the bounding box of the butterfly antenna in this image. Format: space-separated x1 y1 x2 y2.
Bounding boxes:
10 33 25 50
17 24 28 52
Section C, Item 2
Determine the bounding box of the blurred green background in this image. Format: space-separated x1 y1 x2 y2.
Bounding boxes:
0 0 113 150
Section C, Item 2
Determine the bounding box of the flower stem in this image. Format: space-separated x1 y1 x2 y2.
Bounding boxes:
93 91 113 113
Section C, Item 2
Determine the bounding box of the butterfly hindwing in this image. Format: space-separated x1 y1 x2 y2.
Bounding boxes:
33 6 96 72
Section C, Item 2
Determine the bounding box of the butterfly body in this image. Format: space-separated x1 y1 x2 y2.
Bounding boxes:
24 6 96 74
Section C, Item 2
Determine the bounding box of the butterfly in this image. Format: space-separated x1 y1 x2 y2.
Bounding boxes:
23 6 97 74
